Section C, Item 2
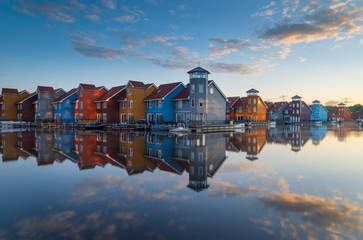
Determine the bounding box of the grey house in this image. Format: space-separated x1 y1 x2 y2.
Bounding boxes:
34 86 65 122
268 101 288 123
173 67 227 125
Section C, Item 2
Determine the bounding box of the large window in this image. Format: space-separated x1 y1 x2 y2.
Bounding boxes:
80 102 83 109
97 103 101 109
121 102 125 109
128 89 132 95
199 99 203 107
128 100 133 108
190 72 207 79
191 84 195 93
191 99 195 107
199 83 204 93
176 100 182 108
103 102 107 109
147 101 152 108
157 100 162 108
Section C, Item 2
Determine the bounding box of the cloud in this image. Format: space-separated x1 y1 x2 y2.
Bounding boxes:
70 36 132 60
208 62 263 76
168 9 176 15
13 0 80 23
253 9 275 17
113 15 137 23
264 1 277 9
298 56 307 62
120 33 193 49
264 46 291 59
208 38 253 57
85 14 100 22
360 39 363 44
102 0 117 10
259 3 363 44
325 100 339 106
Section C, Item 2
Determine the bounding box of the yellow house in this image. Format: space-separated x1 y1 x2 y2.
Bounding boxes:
118 81 156 123
0 88 29 121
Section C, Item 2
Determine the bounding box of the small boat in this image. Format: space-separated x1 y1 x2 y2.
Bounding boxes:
269 121 276 128
314 121 322 126
169 127 188 133
85 122 104 130
245 123 252 127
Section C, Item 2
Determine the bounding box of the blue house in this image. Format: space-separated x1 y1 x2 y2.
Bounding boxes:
144 82 185 123
52 130 78 163
52 88 78 123
310 100 328 121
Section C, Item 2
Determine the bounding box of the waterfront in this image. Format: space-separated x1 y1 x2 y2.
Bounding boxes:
1 124 363 240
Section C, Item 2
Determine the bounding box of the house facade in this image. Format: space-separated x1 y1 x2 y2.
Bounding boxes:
283 95 311 123
173 67 227 125
34 86 65 122
144 82 185 123
119 81 156 124
225 97 240 121
310 100 328 121
15 92 38 122
0 88 29 121
74 84 107 123
328 103 351 121
94 86 125 124
52 88 78 123
268 101 288 122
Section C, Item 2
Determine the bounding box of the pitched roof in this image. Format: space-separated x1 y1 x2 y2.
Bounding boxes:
292 95 302 99
15 92 37 104
187 66 210 74
208 80 227 100
117 93 127 102
2 88 18 94
173 84 189 100
144 82 183 101
52 88 77 103
338 103 345 106
128 80 154 89
312 100 321 104
246 88 259 93
37 86 55 92
226 97 240 108
329 107 339 114
235 97 248 108
269 101 288 111
79 83 97 90
95 86 125 102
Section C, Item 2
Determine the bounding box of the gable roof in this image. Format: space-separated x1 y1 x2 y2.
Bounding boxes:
95 86 126 102
79 83 97 90
144 82 184 101
208 80 227 100
128 80 155 89
246 88 259 93
15 92 37 104
226 97 240 108
2 88 18 94
187 66 210 74
235 97 248 108
269 101 288 111
173 84 189 100
37 86 55 92
52 88 78 103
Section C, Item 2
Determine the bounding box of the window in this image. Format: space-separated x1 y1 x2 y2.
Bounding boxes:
80 91 82 97
157 150 162 158
226 108 230 113
147 101 152 108
80 113 83 119
253 107 256 112
97 103 101 109
190 152 195 161
248 99 251 104
199 99 203 107
103 113 107 122
128 89 132 95
121 102 125 108
75 103 78 109
191 99 195 107
128 148 133 156
80 101 83 109
248 107 251 112
128 100 133 108
198 152 203 161
297 103 299 107
128 113 133 123
191 84 195 93
157 100 162 108
297 110 299 114
293 103 295 108
209 88 214 94
54 104 57 110
103 102 107 109
253 99 256 104
176 100 182 108
199 84 204 93
198 167 203 176
238 108 242 113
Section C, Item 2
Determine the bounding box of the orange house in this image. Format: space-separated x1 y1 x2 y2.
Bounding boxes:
328 103 352 122
118 81 156 123
74 84 107 123
0 88 29 121
234 88 267 122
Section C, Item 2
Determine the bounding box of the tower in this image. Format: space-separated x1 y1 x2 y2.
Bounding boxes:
291 95 302 123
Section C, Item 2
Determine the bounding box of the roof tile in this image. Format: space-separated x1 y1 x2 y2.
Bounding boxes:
144 82 183 101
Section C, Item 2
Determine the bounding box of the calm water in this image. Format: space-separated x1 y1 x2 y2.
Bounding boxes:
1 124 363 240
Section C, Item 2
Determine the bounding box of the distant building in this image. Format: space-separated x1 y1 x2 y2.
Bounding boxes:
283 95 311 123
352 111 363 120
34 86 65 122
173 67 227 125
118 81 156 124
52 88 78 123
225 97 240 121
144 82 185 123
267 101 288 122
94 86 126 124
328 103 351 122
310 100 328 121
15 92 37 122
0 88 29 121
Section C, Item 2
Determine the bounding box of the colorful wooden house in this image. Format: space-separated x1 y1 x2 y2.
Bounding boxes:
267 101 288 122
328 103 351 122
52 88 78 123
118 81 156 124
225 97 240 121
94 85 125 124
310 100 328 121
73 84 107 123
0 88 29 121
144 82 185 123
34 86 65 122
173 67 227 125
15 92 37 121
283 95 311 123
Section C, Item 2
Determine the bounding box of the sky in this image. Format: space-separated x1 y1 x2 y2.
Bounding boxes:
0 0 362 105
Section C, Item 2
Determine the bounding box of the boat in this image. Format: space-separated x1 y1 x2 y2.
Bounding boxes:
245 123 252 127
85 122 104 130
269 121 276 128
314 121 322 126
169 127 188 133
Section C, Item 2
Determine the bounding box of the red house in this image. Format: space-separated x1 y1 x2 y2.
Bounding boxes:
74 84 107 123
226 97 240 120
94 85 126 123
328 103 351 121
15 92 38 121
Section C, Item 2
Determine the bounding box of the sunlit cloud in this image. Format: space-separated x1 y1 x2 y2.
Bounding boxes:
298 56 307 62
325 100 340 106
85 14 100 22
102 0 117 10
113 15 137 23
208 62 263 76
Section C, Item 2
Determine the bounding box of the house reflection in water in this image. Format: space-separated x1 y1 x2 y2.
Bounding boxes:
310 125 327 145
226 128 267 161
267 126 312 152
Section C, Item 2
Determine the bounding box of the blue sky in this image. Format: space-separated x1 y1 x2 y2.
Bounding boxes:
0 0 362 105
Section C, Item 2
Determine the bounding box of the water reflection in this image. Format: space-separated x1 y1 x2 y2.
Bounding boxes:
1 123 363 240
